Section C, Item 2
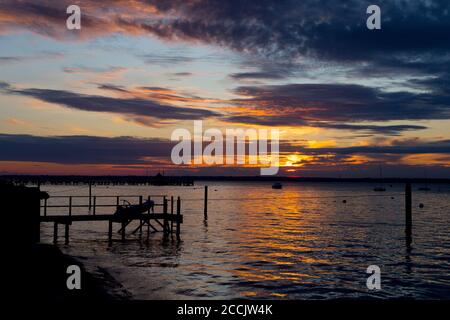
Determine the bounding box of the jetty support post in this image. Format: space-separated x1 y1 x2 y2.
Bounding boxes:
405 182 412 237
53 222 58 244
204 185 208 220
88 181 92 210
108 219 113 244
121 221 126 241
64 223 70 245
93 196 96 215
139 196 143 234
176 196 181 240
171 196 174 234
163 196 169 237
43 198 47 217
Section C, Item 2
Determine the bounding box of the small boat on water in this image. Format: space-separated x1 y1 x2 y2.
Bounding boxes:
272 182 283 189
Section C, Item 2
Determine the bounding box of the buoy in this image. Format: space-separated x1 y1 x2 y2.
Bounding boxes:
391 197 394 199
342 200 347 203
419 203 424 208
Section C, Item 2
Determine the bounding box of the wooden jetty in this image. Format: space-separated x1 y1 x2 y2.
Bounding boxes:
40 195 183 244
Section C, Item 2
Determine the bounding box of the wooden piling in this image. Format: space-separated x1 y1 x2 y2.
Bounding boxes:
139 196 143 234
108 219 113 243
53 222 58 244
163 197 168 236
69 196 72 216
93 196 96 215
176 196 181 240
89 182 92 210
121 221 126 241
204 185 208 220
171 196 174 234
64 223 70 245
405 182 412 235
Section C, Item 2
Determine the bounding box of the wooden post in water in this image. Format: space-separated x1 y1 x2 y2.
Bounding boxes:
88 181 92 210
93 196 96 215
108 220 113 244
163 196 168 236
44 198 47 216
204 185 208 220
69 196 72 217
53 222 58 244
64 223 70 245
176 196 181 240
405 182 412 236
139 196 143 234
170 196 174 234
121 221 126 241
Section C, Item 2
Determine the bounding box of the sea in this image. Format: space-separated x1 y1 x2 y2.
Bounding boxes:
38 181 450 299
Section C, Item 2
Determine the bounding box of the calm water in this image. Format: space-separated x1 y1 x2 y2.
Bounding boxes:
39 182 450 299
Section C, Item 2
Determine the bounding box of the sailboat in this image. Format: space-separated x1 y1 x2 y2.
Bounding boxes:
373 166 386 192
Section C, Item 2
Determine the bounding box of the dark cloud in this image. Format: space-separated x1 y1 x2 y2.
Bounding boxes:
0 81 10 89
97 84 130 93
229 71 287 80
5 0 446 59
0 57 22 64
170 72 193 77
2 1 449 63
1 134 448 178
138 53 195 65
226 115 426 135
0 134 174 165
133 1 450 63
224 83 450 134
1 83 218 122
0 52 64 65
63 66 125 74
2 1 449 90
1 1 449 134
285 140 450 155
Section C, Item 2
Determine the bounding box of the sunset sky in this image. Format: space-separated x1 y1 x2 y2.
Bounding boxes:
0 0 449 177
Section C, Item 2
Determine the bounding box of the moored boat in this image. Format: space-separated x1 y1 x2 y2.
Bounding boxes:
272 182 283 189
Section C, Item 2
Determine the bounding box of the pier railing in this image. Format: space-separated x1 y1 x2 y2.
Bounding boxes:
40 194 168 217
39 194 183 243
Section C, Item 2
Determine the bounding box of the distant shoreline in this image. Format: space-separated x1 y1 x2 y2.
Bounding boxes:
2 174 450 184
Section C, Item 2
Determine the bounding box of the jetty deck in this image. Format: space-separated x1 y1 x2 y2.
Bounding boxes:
40 194 183 244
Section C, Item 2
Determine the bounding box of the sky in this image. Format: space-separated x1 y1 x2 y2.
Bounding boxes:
0 0 449 177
